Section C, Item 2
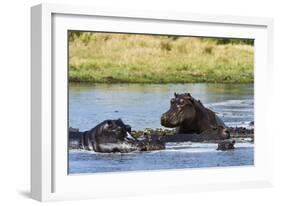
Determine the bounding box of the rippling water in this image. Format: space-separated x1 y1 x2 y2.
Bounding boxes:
68 83 254 174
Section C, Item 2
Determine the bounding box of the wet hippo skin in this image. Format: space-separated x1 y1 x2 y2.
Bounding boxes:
161 92 227 134
80 119 141 153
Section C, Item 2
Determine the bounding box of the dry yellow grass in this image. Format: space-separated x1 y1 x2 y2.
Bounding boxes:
69 32 254 83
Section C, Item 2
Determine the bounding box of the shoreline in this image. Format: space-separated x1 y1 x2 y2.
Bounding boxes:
68 82 254 85
69 80 254 84
69 127 254 140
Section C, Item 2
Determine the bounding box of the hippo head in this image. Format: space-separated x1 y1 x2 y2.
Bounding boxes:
101 119 130 138
210 125 231 140
161 93 197 128
98 119 137 144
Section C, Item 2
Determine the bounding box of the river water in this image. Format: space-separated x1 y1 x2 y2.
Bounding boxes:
68 83 254 174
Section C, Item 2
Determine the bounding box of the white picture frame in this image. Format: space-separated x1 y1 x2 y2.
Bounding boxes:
31 3 274 202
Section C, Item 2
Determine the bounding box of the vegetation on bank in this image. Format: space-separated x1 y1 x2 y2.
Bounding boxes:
69 32 254 83
130 128 254 139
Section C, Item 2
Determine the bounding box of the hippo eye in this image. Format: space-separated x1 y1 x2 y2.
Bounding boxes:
179 99 185 105
170 98 176 104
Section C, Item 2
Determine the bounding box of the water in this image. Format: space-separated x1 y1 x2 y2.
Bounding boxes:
68 83 254 174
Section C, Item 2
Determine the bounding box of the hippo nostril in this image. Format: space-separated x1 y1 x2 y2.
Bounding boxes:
161 115 168 123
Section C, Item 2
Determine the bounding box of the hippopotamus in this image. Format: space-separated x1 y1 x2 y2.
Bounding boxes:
137 134 165 151
201 126 230 141
217 139 236 151
80 119 142 153
160 125 230 142
161 92 227 134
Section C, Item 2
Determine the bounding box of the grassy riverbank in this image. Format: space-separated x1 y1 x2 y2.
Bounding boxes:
69 32 254 83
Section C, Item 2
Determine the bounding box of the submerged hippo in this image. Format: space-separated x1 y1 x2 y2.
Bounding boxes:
81 119 141 153
161 93 227 134
217 139 236 151
160 125 230 142
137 134 165 151
195 125 230 141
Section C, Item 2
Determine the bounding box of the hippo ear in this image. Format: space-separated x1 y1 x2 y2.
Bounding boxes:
174 92 178 98
117 118 123 123
187 93 191 97
106 120 113 126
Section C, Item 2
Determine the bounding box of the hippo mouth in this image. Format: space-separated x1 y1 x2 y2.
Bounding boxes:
161 113 180 128
124 132 139 143
96 132 141 153
223 130 231 139
98 142 140 153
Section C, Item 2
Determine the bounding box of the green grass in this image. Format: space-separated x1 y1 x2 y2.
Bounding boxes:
69 32 254 83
